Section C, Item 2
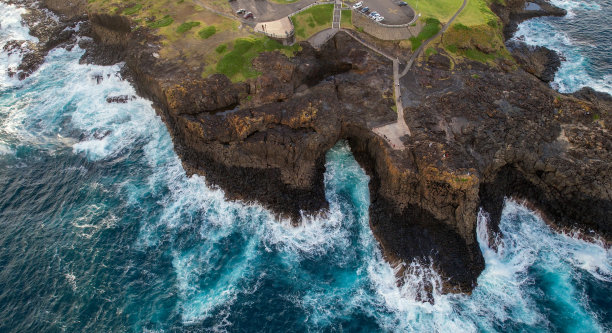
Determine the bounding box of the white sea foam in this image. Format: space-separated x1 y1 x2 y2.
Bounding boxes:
1 4 609 329
511 1 611 94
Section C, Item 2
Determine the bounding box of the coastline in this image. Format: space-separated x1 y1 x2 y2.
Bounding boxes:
4 0 611 296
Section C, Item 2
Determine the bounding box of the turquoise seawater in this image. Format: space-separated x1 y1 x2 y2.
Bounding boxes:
512 0 612 94
0 3 611 332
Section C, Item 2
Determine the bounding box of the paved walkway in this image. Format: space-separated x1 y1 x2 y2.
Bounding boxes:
372 0 468 150
332 0 342 29
254 17 293 38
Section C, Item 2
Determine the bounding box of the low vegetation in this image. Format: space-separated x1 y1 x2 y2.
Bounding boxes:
290 4 334 40
148 15 174 28
206 37 301 82
340 10 353 29
409 18 440 51
198 26 217 39
403 0 508 63
177 21 201 33
122 4 142 15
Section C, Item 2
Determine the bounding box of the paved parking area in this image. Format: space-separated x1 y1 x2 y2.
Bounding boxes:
230 0 318 22
346 0 414 25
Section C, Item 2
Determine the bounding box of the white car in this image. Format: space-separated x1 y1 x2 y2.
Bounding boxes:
353 1 363 9
375 16 384 22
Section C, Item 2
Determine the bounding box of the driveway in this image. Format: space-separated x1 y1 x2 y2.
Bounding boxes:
230 0 319 22
347 0 414 25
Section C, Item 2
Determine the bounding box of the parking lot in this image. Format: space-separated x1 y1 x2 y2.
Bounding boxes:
347 0 415 25
229 0 318 22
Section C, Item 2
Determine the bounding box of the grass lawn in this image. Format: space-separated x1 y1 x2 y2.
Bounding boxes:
454 0 499 26
290 4 334 41
409 18 440 50
340 10 353 29
404 0 461 22
201 37 301 82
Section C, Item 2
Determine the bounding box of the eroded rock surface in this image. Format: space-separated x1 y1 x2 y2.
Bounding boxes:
10 0 611 296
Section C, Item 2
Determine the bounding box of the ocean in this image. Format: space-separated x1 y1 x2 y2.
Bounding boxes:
0 2 610 332
511 0 612 94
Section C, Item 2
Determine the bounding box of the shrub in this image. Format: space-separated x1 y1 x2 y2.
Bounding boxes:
453 23 470 31
177 21 201 33
198 25 217 38
148 15 174 28
215 44 227 53
123 4 142 15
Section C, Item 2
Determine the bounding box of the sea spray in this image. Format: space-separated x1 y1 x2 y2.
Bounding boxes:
511 0 612 94
0 3 610 332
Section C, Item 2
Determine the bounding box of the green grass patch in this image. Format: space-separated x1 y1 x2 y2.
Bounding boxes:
215 37 301 81
177 21 201 33
215 44 227 53
425 47 438 57
405 0 459 22
123 4 142 15
471 73 480 79
409 18 440 51
148 15 174 28
453 23 470 31
198 25 217 39
593 114 600 121
341 10 352 28
290 4 334 40
463 48 496 62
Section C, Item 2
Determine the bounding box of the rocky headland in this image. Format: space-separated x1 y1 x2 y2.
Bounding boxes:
7 0 611 296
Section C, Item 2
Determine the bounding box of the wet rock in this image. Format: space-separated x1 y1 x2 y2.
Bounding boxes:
507 40 561 82
106 95 136 103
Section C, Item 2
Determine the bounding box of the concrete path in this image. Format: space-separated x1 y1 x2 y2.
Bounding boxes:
308 28 339 48
340 29 409 149
254 17 293 38
399 0 468 78
372 58 410 150
332 0 342 29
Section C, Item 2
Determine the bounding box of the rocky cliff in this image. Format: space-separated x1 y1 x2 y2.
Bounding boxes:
10 0 611 296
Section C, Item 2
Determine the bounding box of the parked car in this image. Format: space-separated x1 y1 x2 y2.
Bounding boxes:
244 12 253 19
360 6 369 13
375 15 384 22
352 1 363 9
397 1 408 6
236 8 246 15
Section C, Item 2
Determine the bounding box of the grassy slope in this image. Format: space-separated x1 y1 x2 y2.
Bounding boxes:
290 4 334 41
404 0 509 63
88 0 302 81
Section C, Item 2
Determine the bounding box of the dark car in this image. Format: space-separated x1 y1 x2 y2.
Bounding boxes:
244 12 254 19
397 1 408 6
361 6 369 13
236 8 246 15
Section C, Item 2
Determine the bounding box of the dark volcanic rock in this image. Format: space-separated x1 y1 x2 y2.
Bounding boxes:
4 0 87 79
25 0 611 298
507 40 560 82
491 0 566 39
